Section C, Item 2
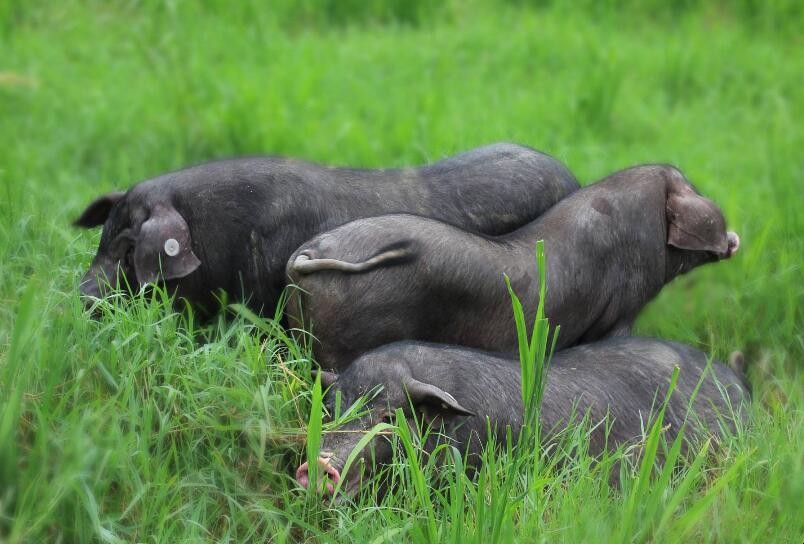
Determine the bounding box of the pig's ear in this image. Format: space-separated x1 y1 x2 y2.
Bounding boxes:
73 191 126 228
311 369 339 387
405 378 475 417
133 205 201 284
666 185 729 254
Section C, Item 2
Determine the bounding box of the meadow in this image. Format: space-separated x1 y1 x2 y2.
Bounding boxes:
0 0 802 542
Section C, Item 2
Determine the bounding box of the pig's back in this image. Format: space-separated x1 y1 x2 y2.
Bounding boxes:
544 337 749 448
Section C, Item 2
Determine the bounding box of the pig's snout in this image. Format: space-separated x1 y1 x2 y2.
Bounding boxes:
79 271 103 299
296 457 341 494
722 231 740 259
79 260 126 302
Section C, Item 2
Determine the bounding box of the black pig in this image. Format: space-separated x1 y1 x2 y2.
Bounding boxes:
74 143 578 315
295 338 749 498
287 165 740 369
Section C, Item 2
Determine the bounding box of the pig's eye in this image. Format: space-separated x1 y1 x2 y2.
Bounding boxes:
379 412 394 424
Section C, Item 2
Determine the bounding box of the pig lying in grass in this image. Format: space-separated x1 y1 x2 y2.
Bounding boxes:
74 143 578 316
288 165 740 370
296 338 749 498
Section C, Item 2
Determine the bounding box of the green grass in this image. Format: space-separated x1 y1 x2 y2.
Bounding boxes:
1 0 802 541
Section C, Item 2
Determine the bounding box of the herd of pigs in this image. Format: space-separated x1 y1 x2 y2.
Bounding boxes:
75 143 749 499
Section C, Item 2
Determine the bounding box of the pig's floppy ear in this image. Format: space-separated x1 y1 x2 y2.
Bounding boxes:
311 369 339 388
133 205 201 284
73 191 126 228
666 183 729 254
405 378 475 417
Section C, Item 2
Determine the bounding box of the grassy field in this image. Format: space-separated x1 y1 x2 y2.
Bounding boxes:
1 0 802 542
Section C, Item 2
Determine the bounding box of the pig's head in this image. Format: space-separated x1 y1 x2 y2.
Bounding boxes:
660 166 740 280
296 355 474 500
74 188 201 300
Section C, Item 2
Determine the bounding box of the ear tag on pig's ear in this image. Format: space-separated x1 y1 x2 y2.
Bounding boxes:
164 238 180 257
133 206 201 284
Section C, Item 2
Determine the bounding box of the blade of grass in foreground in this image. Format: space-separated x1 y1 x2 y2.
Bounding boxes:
618 366 680 540
329 421 394 503
652 439 711 538
445 445 466 544
672 453 749 539
504 240 558 447
0 277 40 509
393 408 438 543
489 241 557 541
305 372 323 496
228 301 310 364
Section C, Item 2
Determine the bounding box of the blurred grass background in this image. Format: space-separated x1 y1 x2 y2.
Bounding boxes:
0 0 801 542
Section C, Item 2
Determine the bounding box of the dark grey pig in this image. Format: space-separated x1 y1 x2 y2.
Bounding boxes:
295 338 749 498
74 143 578 315
287 165 740 369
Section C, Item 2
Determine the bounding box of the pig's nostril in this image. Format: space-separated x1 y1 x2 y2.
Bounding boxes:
321 461 341 487
295 461 311 488
727 231 740 257
296 457 341 494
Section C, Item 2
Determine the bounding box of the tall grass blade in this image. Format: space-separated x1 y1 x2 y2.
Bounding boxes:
305 372 323 495
393 408 438 543
619 366 680 540
330 421 394 501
